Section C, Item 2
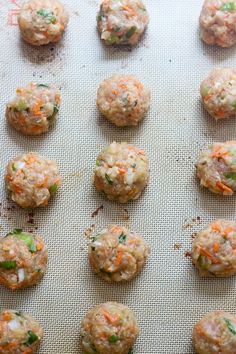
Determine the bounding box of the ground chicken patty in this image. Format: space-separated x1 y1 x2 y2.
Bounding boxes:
193 311 236 353
97 74 150 127
200 68 236 120
5 152 61 208
81 302 139 354
6 83 61 135
192 220 236 277
0 310 43 353
94 142 149 203
196 141 236 195
18 0 69 46
0 229 48 290
200 0 236 47
89 224 150 282
97 0 149 45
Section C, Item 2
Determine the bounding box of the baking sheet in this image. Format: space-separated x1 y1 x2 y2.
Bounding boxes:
1 0 236 353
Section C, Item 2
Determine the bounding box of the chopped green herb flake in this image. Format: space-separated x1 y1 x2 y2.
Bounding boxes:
16 100 27 112
224 318 236 335
91 237 97 242
131 163 136 168
37 8 57 23
37 84 49 88
198 255 208 270
114 26 121 32
15 311 22 316
96 160 101 166
220 2 235 11
53 104 59 114
105 173 113 185
25 331 38 346
0 260 17 269
13 231 36 253
232 100 236 108
12 164 17 172
108 335 119 343
49 184 58 194
91 246 96 251
10 228 23 235
224 172 236 180
126 26 137 39
201 86 210 97
133 99 138 107
108 33 119 44
128 349 134 354
119 232 127 244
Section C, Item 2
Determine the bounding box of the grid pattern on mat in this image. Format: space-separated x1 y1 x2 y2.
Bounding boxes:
1 0 236 353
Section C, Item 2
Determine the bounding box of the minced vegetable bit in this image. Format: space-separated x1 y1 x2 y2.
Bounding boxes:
200 0 236 47
193 311 236 353
0 310 43 353
192 220 236 277
18 0 69 46
5 152 61 208
200 68 236 120
89 224 150 282
0 229 48 290
94 142 149 203
6 83 61 135
196 141 236 195
81 302 139 354
97 0 149 45
97 74 150 127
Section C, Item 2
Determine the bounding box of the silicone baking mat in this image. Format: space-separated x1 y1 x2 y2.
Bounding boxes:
1 0 236 353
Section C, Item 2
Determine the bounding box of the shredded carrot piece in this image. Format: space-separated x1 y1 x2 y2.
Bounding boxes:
110 226 122 234
216 181 233 194
112 89 118 95
118 167 126 175
3 312 12 321
122 5 137 16
213 242 220 253
211 222 221 233
139 149 145 155
223 227 234 236
32 100 43 116
26 155 36 164
114 251 123 265
13 185 23 194
36 243 43 251
200 248 220 264
212 145 228 158
102 310 119 324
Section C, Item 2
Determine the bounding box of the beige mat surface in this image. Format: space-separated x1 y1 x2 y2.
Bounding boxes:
1 0 236 353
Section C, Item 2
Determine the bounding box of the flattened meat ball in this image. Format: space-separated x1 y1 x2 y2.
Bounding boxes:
5 152 61 208
0 229 48 290
89 224 150 282
97 0 149 45
81 302 139 354
200 68 236 120
196 141 236 195
18 0 69 46
6 83 61 135
97 74 150 127
193 311 236 354
94 142 149 203
192 220 236 277
200 0 236 47
0 309 43 353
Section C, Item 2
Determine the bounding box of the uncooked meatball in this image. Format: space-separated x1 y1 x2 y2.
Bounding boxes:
81 302 139 354
5 152 61 208
193 311 236 353
196 141 236 195
89 224 150 282
0 229 48 290
6 82 61 135
192 220 236 277
200 68 236 120
18 0 69 46
97 74 150 127
0 310 43 353
97 0 149 45
200 0 236 47
94 142 149 203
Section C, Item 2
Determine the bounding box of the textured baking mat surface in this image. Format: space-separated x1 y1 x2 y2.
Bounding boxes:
1 0 236 353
